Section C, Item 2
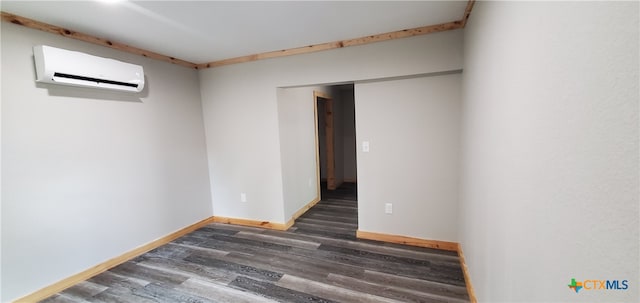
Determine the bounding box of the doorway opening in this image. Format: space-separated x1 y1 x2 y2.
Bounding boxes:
315 84 357 201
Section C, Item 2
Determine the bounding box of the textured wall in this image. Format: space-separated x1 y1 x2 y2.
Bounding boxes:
459 2 639 302
1 23 212 301
199 30 463 224
355 74 462 241
277 86 329 220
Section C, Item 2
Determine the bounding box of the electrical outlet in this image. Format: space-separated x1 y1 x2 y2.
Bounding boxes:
240 193 247 202
385 203 393 214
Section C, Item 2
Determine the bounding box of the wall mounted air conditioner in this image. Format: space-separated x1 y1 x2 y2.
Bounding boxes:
33 45 145 93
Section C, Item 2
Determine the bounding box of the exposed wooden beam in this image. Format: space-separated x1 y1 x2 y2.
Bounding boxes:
1 11 199 69
461 0 476 27
197 21 463 69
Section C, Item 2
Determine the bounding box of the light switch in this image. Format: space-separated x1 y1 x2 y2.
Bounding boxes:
362 141 370 153
240 193 247 202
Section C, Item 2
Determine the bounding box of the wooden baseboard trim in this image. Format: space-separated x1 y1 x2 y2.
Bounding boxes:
356 230 458 252
356 230 475 300
291 197 321 221
214 197 321 232
14 216 216 302
283 217 295 230
212 216 289 231
457 245 477 303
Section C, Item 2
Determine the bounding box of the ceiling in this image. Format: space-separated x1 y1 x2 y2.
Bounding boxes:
1 1 468 64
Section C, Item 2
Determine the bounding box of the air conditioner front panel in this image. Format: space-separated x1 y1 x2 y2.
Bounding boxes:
33 45 144 93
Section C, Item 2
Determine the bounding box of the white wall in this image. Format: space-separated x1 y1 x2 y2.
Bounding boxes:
356 73 461 241
199 29 463 224
277 86 328 220
1 23 212 301
0 19 4 295
460 2 639 302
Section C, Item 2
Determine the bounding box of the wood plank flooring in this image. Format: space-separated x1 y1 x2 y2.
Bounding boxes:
40 189 469 303
320 182 358 201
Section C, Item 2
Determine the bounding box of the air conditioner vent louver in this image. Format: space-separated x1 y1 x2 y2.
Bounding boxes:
34 45 145 93
53 72 139 88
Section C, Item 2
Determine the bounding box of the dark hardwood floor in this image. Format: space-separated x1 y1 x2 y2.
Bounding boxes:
320 181 357 201
41 184 469 303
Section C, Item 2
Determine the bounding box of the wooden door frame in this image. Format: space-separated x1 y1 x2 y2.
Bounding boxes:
314 91 337 191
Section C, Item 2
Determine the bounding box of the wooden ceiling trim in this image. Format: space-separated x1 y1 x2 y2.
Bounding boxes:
2 0 475 70
197 41 344 69
461 0 476 27
1 12 199 69
198 20 463 69
342 21 462 47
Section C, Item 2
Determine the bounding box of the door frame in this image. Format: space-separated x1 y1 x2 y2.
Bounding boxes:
314 91 337 191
